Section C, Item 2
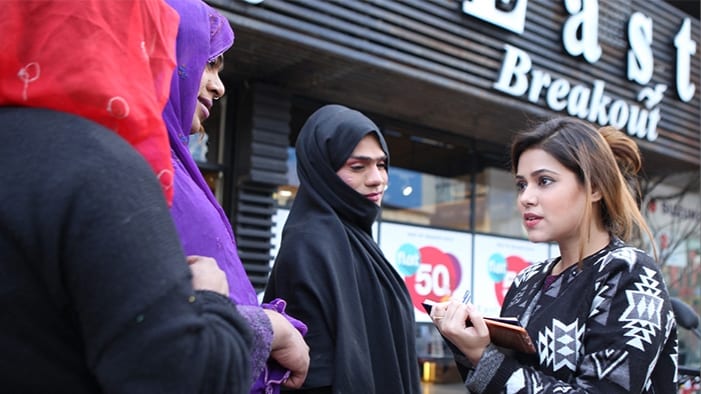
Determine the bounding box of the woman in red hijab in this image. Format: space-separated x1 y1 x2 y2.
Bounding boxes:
0 1 253 392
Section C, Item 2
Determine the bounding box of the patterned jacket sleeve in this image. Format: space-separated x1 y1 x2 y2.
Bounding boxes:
461 249 677 393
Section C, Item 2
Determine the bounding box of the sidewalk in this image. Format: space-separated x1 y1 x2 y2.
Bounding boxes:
418 359 465 393
421 381 465 393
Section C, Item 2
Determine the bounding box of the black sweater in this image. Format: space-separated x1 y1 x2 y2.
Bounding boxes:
0 108 251 393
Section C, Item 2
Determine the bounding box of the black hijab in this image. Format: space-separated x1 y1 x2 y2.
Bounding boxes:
264 105 420 393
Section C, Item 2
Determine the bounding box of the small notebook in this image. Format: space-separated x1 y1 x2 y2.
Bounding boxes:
422 302 536 354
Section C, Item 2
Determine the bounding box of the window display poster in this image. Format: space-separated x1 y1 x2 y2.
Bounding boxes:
379 222 472 322
472 234 550 317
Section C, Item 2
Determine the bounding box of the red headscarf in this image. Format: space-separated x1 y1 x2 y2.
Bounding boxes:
0 0 179 205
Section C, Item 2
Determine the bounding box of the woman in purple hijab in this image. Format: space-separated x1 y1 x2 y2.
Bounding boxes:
164 1 309 392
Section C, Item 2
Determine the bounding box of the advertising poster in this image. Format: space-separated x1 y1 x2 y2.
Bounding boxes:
378 221 472 322
472 234 550 317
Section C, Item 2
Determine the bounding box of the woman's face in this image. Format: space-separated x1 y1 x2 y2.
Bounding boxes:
191 56 225 135
515 148 588 247
336 134 388 206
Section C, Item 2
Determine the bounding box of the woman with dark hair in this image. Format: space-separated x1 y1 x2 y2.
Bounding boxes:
264 104 421 394
430 117 677 393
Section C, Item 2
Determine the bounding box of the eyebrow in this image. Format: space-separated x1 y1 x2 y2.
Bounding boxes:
515 168 558 179
209 55 225 71
347 154 387 162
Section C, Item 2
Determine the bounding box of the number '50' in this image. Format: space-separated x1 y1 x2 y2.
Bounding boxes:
414 263 451 297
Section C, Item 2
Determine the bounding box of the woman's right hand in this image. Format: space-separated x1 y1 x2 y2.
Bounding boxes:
431 301 491 365
263 309 310 388
186 255 229 296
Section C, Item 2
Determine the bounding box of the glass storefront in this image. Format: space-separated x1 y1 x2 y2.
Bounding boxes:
196 91 701 371
270 127 545 365
268 121 701 368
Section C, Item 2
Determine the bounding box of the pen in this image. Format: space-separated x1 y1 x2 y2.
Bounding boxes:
461 289 472 304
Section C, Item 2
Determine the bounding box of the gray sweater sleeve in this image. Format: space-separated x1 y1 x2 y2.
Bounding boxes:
463 345 508 393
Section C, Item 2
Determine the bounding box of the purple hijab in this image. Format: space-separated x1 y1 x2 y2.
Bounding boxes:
164 1 306 392
163 0 257 305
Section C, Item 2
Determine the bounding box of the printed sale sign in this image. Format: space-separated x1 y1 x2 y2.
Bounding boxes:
472 234 550 317
379 222 471 322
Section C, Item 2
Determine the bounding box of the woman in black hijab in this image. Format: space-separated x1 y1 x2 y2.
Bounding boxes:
264 104 421 393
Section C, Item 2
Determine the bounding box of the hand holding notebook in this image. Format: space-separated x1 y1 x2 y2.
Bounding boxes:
423 292 536 354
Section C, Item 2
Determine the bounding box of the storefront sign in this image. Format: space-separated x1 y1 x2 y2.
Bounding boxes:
462 0 698 142
462 0 528 34
494 44 663 141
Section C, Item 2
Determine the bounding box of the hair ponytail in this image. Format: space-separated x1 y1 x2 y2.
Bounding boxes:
598 126 657 260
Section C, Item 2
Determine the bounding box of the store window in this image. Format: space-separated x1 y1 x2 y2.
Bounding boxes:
274 147 299 210
189 96 228 202
382 167 471 229
475 167 523 238
273 127 526 239
272 145 478 231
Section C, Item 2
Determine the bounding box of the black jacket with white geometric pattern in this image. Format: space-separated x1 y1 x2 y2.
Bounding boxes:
463 237 678 393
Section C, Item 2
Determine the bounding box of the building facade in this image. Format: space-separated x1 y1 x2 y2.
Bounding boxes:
199 0 701 366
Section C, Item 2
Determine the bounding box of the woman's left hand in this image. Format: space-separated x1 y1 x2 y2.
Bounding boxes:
431 301 491 365
186 255 229 296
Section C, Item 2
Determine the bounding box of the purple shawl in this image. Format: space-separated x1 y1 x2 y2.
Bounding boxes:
163 0 257 306
163 1 306 392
